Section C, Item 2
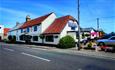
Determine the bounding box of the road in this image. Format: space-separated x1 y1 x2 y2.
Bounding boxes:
0 43 115 70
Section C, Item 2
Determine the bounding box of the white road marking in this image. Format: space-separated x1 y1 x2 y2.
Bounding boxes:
78 68 82 70
4 48 14 52
21 52 51 62
32 48 47 50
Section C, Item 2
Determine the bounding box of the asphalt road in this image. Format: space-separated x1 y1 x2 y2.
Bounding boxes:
0 43 115 70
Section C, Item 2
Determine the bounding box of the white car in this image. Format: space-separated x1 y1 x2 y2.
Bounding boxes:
97 36 115 46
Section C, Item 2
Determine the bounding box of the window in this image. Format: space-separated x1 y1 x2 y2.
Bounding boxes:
33 36 38 41
20 35 24 40
54 36 58 38
21 29 23 33
27 27 29 32
34 26 37 31
71 27 76 30
45 35 54 42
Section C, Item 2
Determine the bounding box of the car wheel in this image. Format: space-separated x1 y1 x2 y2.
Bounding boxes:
99 42 105 46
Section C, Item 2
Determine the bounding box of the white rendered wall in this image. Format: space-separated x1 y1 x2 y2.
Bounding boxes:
41 13 56 33
0 25 4 40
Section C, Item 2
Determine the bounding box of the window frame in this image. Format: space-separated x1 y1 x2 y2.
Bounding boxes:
27 27 30 32
33 36 38 41
21 29 23 33
34 26 37 31
45 35 54 42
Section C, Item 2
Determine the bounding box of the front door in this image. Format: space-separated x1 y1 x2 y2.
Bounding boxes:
0 36 1 41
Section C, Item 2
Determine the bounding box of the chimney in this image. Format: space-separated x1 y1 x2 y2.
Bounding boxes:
26 15 31 22
16 22 20 26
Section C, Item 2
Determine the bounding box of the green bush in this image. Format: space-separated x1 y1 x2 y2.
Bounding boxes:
87 41 92 49
12 35 16 43
57 35 75 49
8 35 16 43
8 35 12 41
3 39 8 43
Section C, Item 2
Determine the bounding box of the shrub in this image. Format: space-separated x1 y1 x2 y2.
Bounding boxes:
3 39 8 43
57 35 75 49
8 35 16 43
12 35 16 43
8 35 12 41
87 41 92 49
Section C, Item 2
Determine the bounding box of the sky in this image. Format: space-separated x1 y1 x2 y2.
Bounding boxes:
0 0 115 33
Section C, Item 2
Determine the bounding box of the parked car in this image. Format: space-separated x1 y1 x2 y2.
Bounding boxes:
97 36 115 52
97 36 115 46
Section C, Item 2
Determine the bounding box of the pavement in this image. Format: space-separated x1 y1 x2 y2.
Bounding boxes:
0 42 115 70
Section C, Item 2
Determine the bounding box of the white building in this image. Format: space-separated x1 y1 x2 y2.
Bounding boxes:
0 25 4 40
8 22 24 41
81 27 98 39
8 12 79 45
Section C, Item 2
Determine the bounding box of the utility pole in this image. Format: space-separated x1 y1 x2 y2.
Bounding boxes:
97 18 99 30
97 18 99 37
77 0 81 50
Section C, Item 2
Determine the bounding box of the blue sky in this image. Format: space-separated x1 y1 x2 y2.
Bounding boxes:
0 0 115 33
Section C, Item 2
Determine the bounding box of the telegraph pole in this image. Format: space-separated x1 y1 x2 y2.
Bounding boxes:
77 0 81 50
97 18 99 31
97 18 99 37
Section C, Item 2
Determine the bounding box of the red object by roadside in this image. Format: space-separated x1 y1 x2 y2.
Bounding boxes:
100 46 109 50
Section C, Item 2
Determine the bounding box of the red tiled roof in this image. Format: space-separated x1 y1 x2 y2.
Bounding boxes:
4 28 10 36
43 15 75 34
20 13 53 29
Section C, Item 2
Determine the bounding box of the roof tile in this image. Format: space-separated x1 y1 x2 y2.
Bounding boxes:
43 15 75 34
20 13 53 29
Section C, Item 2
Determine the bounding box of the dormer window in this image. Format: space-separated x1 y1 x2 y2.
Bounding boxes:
68 20 77 30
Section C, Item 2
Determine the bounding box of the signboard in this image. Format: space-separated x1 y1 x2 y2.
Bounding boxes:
68 21 77 30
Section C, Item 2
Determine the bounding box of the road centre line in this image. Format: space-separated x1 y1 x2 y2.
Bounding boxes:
21 52 51 62
32 48 47 50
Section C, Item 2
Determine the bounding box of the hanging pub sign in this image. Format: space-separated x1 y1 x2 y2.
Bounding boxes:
68 21 77 30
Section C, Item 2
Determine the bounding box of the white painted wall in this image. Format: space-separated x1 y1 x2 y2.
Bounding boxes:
8 30 19 41
0 25 4 40
41 13 56 33
0 25 4 33
19 25 42 43
60 20 78 38
18 13 56 43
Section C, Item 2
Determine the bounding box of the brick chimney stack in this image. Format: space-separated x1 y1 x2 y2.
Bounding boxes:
16 22 20 26
26 15 31 22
